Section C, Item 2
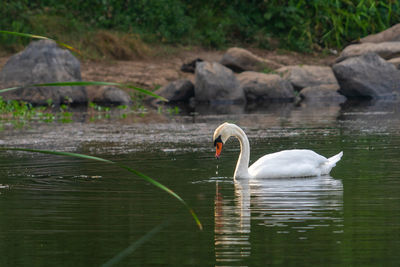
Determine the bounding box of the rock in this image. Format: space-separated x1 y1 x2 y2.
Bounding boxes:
220 47 282 73
0 39 87 105
152 79 194 104
300 84 346 104
89 86 132 106
180 58 203 73
332 53 400 99
336 42 400 62
388 57 400 69
276 65 338 91
360 23 400 43
237 71 294 102
195 61 245 104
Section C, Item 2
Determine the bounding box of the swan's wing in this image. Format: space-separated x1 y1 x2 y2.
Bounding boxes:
248 149 328 178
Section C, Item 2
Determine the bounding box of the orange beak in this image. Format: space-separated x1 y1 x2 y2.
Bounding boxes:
215 142 223 159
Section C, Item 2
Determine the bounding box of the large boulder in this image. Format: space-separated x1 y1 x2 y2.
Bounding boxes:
360 23 400 43
0 40 87 105
220 47 282 73
151 79 194 104
300 84 346 104
276 65 338 91
332 53 400 99
237 71 294 102
336 42 400 62
195 61 245 103
89 86 132 106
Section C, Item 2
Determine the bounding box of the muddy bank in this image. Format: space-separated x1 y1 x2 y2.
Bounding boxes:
0 47 335 90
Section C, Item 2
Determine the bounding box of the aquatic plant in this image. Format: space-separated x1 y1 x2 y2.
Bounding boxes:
0 147 202 230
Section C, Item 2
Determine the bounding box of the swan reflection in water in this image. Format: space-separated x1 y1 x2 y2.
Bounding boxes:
214 175 343 265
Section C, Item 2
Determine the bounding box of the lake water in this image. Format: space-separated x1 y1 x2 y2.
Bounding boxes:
1 101 400 266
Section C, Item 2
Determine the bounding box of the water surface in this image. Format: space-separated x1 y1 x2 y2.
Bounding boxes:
1 101 400 266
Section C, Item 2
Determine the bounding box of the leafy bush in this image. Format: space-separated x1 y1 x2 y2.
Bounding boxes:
1 0 400 52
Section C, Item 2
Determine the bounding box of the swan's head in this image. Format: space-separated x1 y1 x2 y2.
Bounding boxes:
213 122 234 158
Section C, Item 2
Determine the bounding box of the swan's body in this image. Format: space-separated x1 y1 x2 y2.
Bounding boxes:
213 122 343 179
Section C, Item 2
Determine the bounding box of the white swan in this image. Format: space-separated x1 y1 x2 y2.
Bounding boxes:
213 122 343 179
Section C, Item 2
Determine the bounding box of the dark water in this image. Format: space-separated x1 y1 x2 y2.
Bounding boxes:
1 101 400 266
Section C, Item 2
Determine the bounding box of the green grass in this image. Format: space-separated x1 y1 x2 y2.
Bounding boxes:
0 81 168 102
1 1 400 54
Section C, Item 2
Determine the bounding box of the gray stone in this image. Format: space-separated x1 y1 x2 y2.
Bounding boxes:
336 42 400 62
89 86 132 106
360 23 400 43
237 71 294 102
300 84 346 104
276 65 338 91
220 47 282 73
332 53 400 99
195 61 245 103
153 79 194 103
0 39 87 105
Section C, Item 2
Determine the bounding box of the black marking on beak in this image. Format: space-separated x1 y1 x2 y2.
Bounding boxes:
214 135 222 147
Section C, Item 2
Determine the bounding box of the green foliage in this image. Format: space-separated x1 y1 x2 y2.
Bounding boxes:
261 0 400 51
0 81 167 102
1 1 400 51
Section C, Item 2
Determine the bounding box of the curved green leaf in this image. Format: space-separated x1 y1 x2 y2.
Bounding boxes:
0 30 81 54
102 220 171 266
0 147 202 230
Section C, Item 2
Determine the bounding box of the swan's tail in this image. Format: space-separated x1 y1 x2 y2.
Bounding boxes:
322 151 343 175
328 151 343 165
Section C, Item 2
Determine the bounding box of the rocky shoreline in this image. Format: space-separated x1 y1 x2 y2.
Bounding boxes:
1 24 400 108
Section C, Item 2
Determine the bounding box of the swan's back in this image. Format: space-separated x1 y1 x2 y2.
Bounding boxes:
248 149 342 178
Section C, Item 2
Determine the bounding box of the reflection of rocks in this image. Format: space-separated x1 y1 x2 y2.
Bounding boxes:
333 53 400 99
300 84 346 104
290 102 342 126
192 101 342 127
237 71 294 102
195 103 246 115
0 40 87 105
340 100 400 133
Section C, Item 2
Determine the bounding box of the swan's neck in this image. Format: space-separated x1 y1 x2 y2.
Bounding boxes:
232 126 251 179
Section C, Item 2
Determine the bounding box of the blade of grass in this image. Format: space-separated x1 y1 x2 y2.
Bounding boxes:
101 220 171 267
0 147 202 230
0 81 168 102
0 30 81 54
